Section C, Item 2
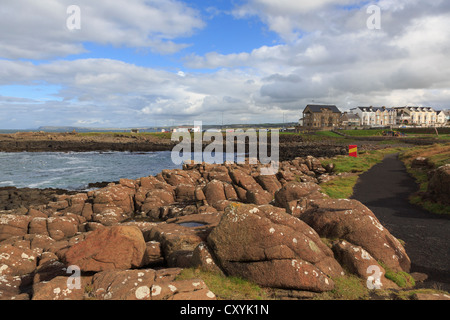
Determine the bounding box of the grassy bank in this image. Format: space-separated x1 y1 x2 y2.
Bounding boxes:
398 143 450 215
176 268 270 300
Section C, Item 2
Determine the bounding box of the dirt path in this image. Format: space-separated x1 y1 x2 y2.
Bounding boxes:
351 153 450 292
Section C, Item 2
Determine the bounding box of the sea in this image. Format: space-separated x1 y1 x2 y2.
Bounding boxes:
0 151 182 191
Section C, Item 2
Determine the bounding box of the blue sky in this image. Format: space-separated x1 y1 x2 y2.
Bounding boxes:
0 0 449 129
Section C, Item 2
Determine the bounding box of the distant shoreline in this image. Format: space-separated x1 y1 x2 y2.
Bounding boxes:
0 132 176 153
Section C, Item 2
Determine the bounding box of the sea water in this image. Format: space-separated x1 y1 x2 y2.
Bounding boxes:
0 151 181 190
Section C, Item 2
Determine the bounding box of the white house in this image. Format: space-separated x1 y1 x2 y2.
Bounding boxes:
436 110 448 126
350 106 396 127
395 107 437 127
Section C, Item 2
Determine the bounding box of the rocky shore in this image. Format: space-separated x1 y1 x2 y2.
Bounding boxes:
4 153 445 301
0 132 175 153
0 131 355 159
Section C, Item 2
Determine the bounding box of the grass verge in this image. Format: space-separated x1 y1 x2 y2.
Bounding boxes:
398 143 450 215
176 268 270 300
315 275 370 300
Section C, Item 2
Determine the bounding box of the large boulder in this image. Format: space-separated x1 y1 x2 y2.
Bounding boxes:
332 240 398 290
203 180 227 209
299 198 411 273
427 164 450 205
63 226 146 272
207 203 344 292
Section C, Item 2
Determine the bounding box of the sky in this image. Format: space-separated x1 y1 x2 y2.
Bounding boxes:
1 0 450 129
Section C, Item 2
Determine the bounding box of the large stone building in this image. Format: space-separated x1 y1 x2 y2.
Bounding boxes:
301 105 342 128
350 106 396 127
341 112 361 127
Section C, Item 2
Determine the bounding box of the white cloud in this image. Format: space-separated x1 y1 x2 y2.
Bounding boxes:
0 0 204 59
1 1 450 129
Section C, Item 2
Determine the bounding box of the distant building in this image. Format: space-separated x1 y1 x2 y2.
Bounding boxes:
172 125 201 133
302 104 342 129
436 110 448 126
341 112 360 127
350 106 396 127
395 106 437 126
131 129 140 133
445 110 450 124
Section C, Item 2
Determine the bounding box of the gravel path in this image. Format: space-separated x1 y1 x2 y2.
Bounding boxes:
351 153 450 292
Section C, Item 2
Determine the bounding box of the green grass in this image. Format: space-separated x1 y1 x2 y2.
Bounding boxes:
322 147 405 174
315 275 370 300
339 129 385 137
314 131 346 138
398 143 450 215
410 195 450 215
320 175 359 199
176 268 270 300
378 262 415 288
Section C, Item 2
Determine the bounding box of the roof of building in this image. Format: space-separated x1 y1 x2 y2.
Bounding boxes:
304 105 341 113
353 106 395 112
343 113 360 119
396 106 435 112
